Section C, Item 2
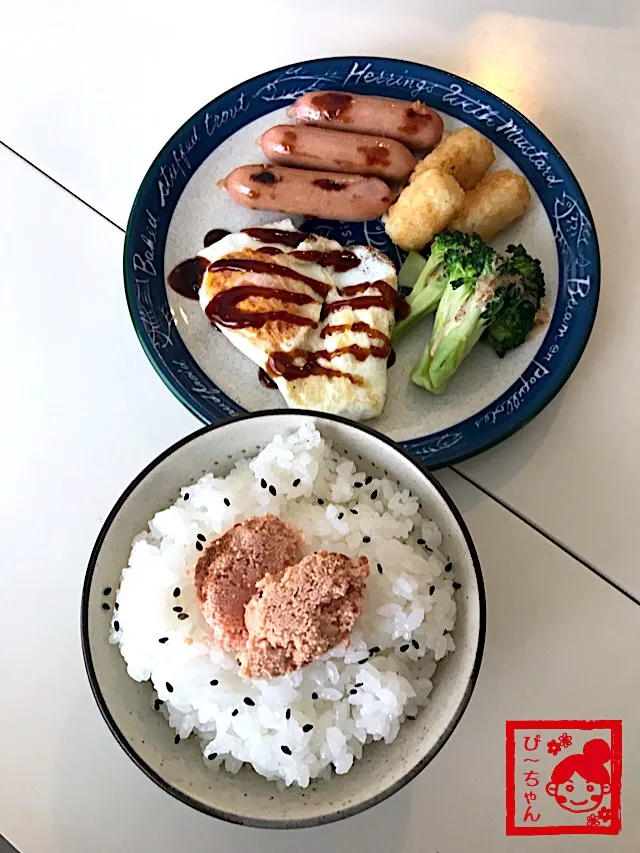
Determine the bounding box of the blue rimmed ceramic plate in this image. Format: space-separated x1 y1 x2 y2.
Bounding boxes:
124 56 599 468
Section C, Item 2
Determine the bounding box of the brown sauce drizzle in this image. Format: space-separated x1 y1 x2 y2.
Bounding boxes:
267 336 388 385
357 144 391 166
242 227 307 247
312 178 345 191
398 104 433 135
257 246 284 256
258 367 277 389
311 92 354 120
203 228 230 248
289 249 360 272
205 285 318 329
280 129 298 154
323 280 397 317
251 170 279 184
167 256 210 300
207 258 331 298
320 321 388 343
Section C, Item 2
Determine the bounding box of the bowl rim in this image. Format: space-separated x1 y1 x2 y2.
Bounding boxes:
81 409 486 828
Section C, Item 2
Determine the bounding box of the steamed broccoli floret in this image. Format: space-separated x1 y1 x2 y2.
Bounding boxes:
393 231 494 342
483 244 546 357
411 243 501 394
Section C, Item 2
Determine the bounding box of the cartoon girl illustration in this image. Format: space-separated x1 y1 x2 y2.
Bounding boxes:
545 738 611 813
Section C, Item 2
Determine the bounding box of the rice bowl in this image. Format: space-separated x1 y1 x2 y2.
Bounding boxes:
82 411 484 827
112 421 457 787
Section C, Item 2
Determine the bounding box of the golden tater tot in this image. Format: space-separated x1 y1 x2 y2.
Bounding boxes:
384 168 465 251
410 128 495 191
449 170 531 240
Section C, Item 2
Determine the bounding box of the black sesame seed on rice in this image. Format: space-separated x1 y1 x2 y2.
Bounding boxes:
350 508 358 515
453 581 462 589
166 682 174 692
417 538 425 545
303 724 313 732
154 699 162 711
286 709 291 720
400 644 409 652
370 490 378 500
354 482 363 488
355 682 363 688
358 658 369 665
292 478 300 487
195 541 203 551
114 620 120 632
244 697 255 706
183 493 189 500
177 612 189 621
232 709 238 717
369 646 380 654
412 639 419 650
173 606 183 613
349 688 357 695
102 603 110 611
407 715 416 721
338 512 344 519
311 692 318 700
103 587 112 596
174 734 181 744
362 535 371 543
377 563 383 574
114 602 119 611
207 752 217 760
317 498 324 505
429 585 435 595
159 637 169 644
261 478 267 489
197 533 206 542
365 476 372 485
445 562 453 572
210 679 218 686
269 485 277 497
223 497 230 506
173 587 180 597
281 745 292 755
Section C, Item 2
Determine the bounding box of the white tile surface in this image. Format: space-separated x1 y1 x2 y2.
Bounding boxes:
2 1 639 593
0 146 639 852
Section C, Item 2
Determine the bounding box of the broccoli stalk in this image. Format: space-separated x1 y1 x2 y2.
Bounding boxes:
411 248 502 394
483 244 546 357
411 242 545 393
393 231 491 342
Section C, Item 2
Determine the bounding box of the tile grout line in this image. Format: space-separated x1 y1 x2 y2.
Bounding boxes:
4 137 636 608
450 465 640 607
0 140 125 232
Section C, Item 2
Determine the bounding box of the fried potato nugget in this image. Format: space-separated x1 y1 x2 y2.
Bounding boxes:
411 128 495 191
450 170 531 240
384 168 465 251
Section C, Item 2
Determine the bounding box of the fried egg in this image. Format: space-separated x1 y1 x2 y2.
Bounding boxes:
198 220 397 421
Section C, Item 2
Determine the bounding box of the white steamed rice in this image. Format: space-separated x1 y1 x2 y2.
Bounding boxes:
110 421 457 787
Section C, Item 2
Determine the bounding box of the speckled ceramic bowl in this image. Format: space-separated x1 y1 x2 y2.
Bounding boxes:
81 411 485 828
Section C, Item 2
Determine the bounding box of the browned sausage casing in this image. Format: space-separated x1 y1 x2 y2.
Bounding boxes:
258 125 415 181
224 164 392 221
287 91 443 150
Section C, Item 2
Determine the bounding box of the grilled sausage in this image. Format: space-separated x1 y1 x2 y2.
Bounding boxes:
258 125 415 182
224 164 392 221
287 91 443 150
